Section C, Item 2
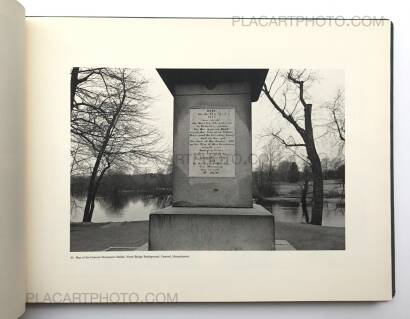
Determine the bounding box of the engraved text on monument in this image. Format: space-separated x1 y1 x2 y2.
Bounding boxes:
189 108 235 177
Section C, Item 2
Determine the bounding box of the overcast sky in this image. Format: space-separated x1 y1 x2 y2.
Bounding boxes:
139 68 344 173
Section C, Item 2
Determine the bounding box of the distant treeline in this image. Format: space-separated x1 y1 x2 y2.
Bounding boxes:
72 161 344 198
71 173 172 197
253 160 344 197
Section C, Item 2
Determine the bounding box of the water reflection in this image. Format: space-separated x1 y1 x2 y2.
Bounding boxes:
71 192 344 227
70 192 170 223
259 198 345 227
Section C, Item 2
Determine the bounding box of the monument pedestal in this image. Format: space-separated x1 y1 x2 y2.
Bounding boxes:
149 69 273 251
149 204 274 251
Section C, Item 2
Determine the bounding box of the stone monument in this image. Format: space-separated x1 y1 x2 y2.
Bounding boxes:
149 69 274 250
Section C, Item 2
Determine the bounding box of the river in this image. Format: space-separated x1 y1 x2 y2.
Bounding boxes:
71 192 344 227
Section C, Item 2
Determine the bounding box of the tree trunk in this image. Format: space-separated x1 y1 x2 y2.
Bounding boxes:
81 88 123 222
70 67 79 111
74 69 126 222
304 104 324 225
262 75 324 225
82 149 104 222
301 174 309 223
82 175 97 222
82 160 110 222
310 157 323 225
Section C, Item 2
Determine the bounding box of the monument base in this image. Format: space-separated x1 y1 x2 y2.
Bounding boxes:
148 204 274 251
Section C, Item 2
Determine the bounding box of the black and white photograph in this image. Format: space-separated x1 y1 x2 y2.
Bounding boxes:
1 1 402 316
70 67 345 251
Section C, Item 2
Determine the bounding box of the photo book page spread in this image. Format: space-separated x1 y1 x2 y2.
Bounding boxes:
0 3 394 317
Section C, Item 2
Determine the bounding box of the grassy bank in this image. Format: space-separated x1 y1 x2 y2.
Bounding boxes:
70 220 344 252
275 221 344 250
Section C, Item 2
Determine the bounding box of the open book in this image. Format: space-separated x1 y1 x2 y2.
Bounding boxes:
1 1 394 318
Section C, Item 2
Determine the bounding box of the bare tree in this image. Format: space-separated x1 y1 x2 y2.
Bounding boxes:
326 88 345 143
255 139 285 196
324 89 345 206
261 138 285 180
324 88 345 167
71 68 162 222
70 67 104 112
262 69 324 225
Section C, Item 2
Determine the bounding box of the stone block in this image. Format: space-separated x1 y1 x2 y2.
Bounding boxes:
149 204 274 250
172 82 253 207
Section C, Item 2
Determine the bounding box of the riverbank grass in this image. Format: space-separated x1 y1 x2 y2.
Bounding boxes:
70 221 344 251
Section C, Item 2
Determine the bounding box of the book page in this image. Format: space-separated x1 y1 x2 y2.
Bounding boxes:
0 0 26 317
25 17 392 302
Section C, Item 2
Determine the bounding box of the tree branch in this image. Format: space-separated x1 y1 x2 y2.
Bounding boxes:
262 83 305 137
